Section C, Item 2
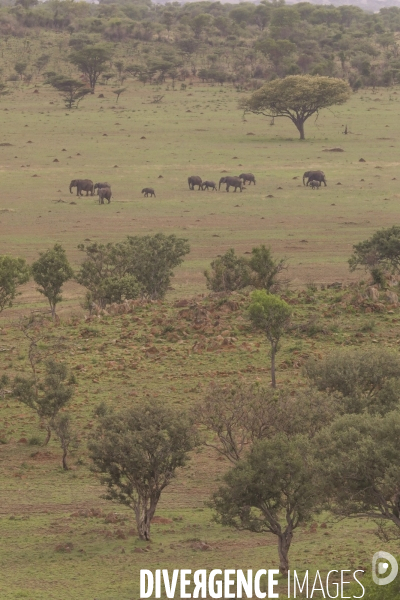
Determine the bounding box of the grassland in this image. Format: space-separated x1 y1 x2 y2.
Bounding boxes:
1 73 400 600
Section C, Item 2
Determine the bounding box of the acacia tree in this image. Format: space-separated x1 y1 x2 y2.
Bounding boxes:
69 44 113 91
46 75 91 109
316 411 400 539
248 290 291 388
89 401 197 541
0 256 30 312
13 360 75 445
240 75 351 139
195 382 337 464
31 244 73 318
211 434 321 575
348 226 400 278
305 348 400 416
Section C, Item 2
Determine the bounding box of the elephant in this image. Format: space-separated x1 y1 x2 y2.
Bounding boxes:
69 179 94 196
202 180 217 191
142 188 156 197
98 187 112 204
219 176 243 192
239 173 256 185
94 182 111 192
188 175 202 190
303 170 327 186
310 180 321 190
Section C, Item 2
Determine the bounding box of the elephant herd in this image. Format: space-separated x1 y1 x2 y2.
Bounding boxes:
69 170 326 205
69 179 112 204
188 173 256 193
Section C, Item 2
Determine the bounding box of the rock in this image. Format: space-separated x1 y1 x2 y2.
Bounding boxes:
367 286 379 301
323 147 344 152
98 94 104 98
134 547 145 553
53 159 59 162
246 132 255 135
18 437 27 444
385 291 398 304
359 158 366 162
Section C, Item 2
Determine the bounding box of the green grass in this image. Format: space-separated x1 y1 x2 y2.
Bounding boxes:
2 58 400 599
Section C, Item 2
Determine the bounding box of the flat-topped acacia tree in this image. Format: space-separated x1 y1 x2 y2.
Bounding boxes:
240 75 351 139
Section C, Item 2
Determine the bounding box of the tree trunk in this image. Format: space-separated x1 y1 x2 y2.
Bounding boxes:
135 498 158 541
271 343 276 388
43 425 51 446
277 530 293 576
62 447 68 470
294 119 305 140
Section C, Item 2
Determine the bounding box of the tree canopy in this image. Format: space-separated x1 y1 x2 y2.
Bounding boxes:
240 75 351 139
89 400 197 541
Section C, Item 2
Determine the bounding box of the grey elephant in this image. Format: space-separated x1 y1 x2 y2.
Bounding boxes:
94 182 111 192
142 188 156 197
188 175 202 190
219 176 243 192
202 180 217 191
98 187 112 204
310 180 321 190
303 170 327 186
239 173 256 185
69 179 94 196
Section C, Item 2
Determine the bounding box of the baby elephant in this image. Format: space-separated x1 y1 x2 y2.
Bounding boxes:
310 180 321 190
142 188 156 197
98 187 112 204
202 180 217 191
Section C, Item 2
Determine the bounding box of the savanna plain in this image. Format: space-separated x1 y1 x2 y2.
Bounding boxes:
2 54 400 600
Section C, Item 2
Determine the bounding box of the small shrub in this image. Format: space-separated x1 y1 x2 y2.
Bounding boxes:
28 436 41 446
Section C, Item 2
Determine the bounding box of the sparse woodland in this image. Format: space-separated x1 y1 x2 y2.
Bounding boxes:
1 0 400 90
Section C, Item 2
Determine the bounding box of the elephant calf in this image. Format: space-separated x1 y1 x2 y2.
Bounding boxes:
310 180 321 190
202 180 217 191
94 182 111 192
98 187 112 204
142 188 156 197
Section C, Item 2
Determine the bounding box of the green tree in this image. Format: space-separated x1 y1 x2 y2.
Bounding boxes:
76 241 142 310
112 87 126 103
124 233 190 300
305 348 400 416
46 75 91 109
255 38 297 72
211 434 320 575
88 400 197 541
31 244 73 318
195 381 337 464
349 226 400 276
13 360 74 445
240 75 351 140
14 61 28 80
248 290 291 388
0 256 30 312
249 245 287 291
316 411 400 537
189 13 213 39
77 234 189 305
69 44 113 91
204 248 252 292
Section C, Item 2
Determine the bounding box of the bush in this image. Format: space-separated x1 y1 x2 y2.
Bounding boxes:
204 248 252 292
204 246 286 293
305 348 400 415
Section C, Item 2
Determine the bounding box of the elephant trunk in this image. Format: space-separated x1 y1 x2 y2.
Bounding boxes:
69 185 73 194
